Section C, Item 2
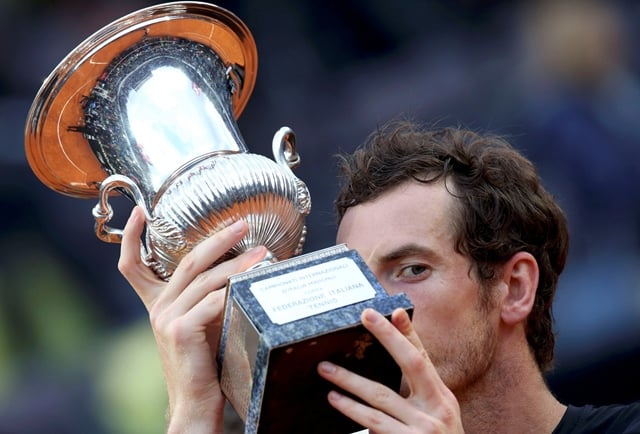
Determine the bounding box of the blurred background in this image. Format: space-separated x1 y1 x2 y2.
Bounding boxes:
1 0 640 432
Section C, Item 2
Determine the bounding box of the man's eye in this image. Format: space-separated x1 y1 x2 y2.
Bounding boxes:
398 264 428 278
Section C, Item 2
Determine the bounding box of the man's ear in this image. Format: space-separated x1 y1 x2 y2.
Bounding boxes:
500 251 539 325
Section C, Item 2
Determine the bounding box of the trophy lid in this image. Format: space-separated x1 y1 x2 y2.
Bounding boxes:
24 1 258 198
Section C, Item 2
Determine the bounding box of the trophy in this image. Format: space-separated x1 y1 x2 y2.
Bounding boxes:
24 2 412 433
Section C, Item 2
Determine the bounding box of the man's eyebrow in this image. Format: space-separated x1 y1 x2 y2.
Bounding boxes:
377 243 440 264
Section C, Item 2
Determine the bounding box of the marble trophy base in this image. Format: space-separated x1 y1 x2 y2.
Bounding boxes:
218 244 413 434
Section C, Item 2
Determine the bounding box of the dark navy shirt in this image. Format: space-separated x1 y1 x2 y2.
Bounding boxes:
553 403 640 434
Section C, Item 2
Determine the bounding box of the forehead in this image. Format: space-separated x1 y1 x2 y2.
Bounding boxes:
336 180 458 257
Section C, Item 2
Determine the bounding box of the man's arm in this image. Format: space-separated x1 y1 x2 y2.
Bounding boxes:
119 206 267 433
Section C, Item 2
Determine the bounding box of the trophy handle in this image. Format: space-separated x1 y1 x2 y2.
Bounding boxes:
272 126 300 170
92 174 152 243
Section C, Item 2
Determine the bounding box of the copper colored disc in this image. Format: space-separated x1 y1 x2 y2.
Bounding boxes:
24 1 258 198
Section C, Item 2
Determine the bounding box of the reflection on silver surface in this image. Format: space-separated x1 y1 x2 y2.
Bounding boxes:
125 64 244 192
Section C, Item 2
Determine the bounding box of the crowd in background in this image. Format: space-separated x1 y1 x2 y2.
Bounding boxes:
1 0 639 432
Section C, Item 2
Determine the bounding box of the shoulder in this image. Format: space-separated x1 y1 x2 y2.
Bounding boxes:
553 402 640 434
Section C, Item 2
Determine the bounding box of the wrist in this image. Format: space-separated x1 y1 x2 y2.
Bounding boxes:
166 396 226 434
167 418 222 434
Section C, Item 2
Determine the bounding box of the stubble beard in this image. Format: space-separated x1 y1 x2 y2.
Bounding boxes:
433 311 499 399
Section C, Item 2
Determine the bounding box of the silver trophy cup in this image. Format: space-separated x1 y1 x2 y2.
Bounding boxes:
24 3 412 433
25 1 310 280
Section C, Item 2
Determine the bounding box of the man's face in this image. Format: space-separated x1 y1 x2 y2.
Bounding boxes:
336 180 501 394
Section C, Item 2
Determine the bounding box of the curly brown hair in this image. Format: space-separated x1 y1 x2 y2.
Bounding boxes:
335 120 569 372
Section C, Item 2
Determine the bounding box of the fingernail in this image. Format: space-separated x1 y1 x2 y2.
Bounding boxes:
318 361 336 374
328 390 343 402
246 246 267 258
229 220 246 234
363 308 379 323
128 206 140 222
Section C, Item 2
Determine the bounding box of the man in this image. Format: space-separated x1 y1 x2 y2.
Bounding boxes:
118 120 640 433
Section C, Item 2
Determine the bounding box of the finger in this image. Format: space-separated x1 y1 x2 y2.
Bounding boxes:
160 219 250 306
185 286 228 330
118 206 165 308
161 245 268 318
391 308 425 356
361 308 442 401
390 308 423 397
317 354 442 430
160 287 228 345
317 362 407 433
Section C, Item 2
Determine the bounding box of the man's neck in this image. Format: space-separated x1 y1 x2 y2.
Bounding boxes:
456 344 566 433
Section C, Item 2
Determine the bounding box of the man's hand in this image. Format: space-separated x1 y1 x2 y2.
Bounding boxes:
317 308 464 433
118 207 267 434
